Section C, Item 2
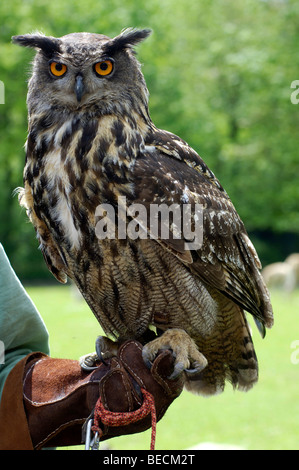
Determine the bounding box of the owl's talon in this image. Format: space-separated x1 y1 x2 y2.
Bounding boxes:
185 366 204 379
168 362 185 380
95 335 118 364
185 367 200 376
95 336 108 365
80 336 123 370
168 361 204 380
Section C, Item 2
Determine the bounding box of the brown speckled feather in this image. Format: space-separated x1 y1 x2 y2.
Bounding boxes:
134 130 273 330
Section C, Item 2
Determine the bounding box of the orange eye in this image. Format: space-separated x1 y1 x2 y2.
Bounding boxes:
50 62 67 77
94 60 114 77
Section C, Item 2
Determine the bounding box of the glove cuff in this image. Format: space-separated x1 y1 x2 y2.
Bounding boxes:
0 352 45 450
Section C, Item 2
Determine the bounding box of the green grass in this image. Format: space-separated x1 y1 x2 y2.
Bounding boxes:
26 284 299 450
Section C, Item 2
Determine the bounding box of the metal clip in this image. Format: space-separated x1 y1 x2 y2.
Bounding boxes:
84 418 100 450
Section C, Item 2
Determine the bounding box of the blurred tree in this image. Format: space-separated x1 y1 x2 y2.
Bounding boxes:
0 0 298 279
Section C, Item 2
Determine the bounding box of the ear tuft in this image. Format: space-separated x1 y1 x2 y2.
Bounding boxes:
103 28 152 56
12 33 61 56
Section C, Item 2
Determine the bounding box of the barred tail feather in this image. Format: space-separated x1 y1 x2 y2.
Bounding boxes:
184 302 259 396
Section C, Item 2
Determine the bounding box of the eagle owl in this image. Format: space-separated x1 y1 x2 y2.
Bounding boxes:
13 29 273 395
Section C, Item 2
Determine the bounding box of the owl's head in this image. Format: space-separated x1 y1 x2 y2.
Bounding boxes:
12 29 151 116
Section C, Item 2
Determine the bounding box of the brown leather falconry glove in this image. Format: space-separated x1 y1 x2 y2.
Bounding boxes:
0 339 184 450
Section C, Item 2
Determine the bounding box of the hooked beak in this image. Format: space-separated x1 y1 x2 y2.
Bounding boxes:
75 75 84 102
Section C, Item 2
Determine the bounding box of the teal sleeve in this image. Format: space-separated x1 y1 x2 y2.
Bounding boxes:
0 244 50 399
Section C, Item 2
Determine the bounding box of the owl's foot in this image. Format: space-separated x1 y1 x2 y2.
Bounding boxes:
79 336 118 371
79 351 100 371
142 328 208 380
95 335 119 363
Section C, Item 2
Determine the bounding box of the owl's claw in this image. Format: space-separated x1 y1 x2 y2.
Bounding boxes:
168 362 185 380
142 328 208 380
95 335 119 363
79 336 118 371
184 363 207 379
168 362 206 380
95 336 108 365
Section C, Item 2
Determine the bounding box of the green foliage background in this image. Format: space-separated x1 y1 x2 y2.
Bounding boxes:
0 0 299 280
